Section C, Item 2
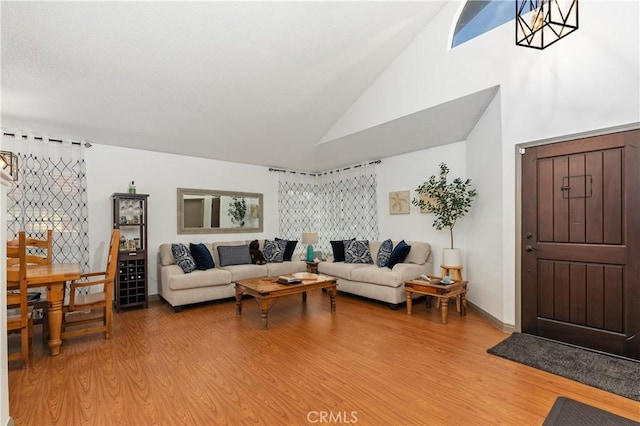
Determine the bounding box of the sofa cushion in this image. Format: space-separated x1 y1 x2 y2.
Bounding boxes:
218 245 252 267
263 239 287 263
189 243 215 270
158 244 176 266
368 240 381 263
388 240 411 269
317 261 368 280
350 265 404 288
275 238 298 261
165 266 232 291
376 239 393 267
404 241 431 265
330 239 353 262
221 264 268 281
171 243 196 273
344 240 373 264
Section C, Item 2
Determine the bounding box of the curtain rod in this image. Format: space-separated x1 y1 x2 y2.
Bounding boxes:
2 131 93 148
269 159 381 176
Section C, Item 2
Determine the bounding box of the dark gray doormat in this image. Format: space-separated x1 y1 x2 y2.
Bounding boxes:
543 397 639 426
487 333 640 401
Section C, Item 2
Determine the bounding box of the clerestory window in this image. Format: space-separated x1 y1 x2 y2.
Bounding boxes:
452 0 514 48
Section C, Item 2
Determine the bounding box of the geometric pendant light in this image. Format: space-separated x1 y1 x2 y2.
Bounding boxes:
516 0 579 49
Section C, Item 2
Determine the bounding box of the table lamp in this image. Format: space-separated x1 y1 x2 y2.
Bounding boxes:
302 232 318 262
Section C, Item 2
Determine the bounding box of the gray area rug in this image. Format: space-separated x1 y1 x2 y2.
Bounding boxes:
543 397 639 426
487 333 640 401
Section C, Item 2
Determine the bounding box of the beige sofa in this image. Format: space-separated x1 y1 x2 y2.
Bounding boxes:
318 240 432 308
157 240 306 312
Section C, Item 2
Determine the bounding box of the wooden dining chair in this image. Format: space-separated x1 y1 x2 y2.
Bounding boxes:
7 229 52 266
6 232 33 368
62 229 120 340
7 229 53 341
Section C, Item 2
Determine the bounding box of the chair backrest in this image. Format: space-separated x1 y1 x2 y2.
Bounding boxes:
7 229 52 267
105 229 120 281
6 232 29 328
102 229 120 304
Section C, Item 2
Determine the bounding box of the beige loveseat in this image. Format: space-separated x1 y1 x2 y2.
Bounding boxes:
157 240 306 312
317 240 432 308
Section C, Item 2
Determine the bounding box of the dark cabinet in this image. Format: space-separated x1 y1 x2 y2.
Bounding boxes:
112 193 149 311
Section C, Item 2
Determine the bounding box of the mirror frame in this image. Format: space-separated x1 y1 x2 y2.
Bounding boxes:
177 188 264 234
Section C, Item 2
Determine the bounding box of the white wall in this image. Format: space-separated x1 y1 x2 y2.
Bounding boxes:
86 144 279 295
377 141 468 272
321 1 640 326
466 92 506 322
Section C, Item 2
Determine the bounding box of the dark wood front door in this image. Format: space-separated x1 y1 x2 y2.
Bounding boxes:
522 130 640 360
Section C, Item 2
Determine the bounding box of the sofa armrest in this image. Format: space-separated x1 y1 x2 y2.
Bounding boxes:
391 262 432 280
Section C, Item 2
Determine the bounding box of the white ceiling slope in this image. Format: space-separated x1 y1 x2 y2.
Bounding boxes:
1 1 491 171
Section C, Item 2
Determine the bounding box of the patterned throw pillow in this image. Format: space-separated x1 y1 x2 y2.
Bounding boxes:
217 245 252 267
344 240 373 264
377 239 393 267
171 243 196 273
388 240 412 269
263 239 287 263
189 243 215 270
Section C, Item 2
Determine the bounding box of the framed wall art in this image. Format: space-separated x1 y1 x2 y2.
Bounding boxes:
389 190 410 214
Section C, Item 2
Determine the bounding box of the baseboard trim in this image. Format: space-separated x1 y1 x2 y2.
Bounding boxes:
468 301 515 333
148 294 161 302
7 416 15 426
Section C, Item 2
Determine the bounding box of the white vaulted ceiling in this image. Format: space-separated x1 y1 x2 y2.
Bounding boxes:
1 1 494 171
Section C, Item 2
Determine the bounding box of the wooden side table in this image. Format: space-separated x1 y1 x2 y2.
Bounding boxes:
404 277 468 324
306 261 320 274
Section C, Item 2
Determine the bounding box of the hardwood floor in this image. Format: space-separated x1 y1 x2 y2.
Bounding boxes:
8 291 639 425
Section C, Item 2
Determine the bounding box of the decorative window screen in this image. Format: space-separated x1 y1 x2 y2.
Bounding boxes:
3 132 90 273
278 164 379 257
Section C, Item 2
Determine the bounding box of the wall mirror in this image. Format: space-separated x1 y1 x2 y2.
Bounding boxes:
177 188 263 234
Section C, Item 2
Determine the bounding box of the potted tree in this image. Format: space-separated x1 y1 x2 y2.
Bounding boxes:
412 163 476 267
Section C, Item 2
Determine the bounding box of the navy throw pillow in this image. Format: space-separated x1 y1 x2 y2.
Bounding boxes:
330 238 354 262
171 243 196 273
189 243 215 270
388 240 411 269
377 239 393 267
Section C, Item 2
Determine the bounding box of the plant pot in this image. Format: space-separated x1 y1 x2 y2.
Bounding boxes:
442 248 461 267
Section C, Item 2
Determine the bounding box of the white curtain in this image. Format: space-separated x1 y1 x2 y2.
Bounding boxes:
2 131 90 274
278 163 379 257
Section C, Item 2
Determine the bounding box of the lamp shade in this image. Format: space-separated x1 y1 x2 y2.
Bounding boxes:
302 232 318 244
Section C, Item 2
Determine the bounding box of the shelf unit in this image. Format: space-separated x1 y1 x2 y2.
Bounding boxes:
112 193 149 312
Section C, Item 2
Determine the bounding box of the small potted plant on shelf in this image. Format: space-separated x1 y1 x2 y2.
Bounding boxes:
412 162 476 267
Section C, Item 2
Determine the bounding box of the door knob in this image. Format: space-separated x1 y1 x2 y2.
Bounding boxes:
525 245 537 252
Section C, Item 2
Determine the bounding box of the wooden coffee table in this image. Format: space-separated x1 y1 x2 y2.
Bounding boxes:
404 277 468 324
235 272 337 329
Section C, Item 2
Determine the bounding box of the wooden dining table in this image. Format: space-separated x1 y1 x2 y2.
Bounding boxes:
7 262 81 356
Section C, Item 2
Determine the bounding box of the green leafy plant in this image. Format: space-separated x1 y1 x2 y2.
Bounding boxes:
228 197 247 227
412 163 477 249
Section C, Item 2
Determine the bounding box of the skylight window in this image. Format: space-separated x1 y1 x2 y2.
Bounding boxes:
452 0 514 47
